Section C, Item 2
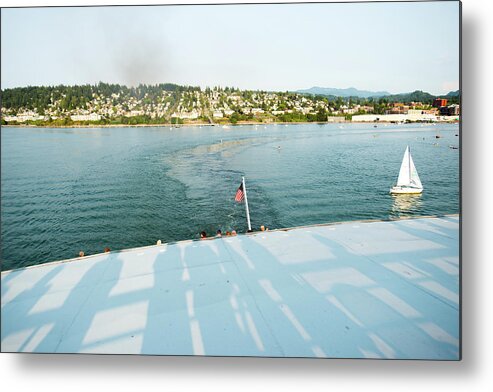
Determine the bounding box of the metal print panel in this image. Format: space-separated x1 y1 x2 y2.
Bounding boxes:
0 1 461 359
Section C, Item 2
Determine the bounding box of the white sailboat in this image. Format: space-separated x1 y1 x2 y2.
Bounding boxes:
390 146 423 194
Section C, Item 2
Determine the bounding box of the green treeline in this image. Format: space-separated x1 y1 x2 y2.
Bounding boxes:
1 83 460 127
1 82 200 112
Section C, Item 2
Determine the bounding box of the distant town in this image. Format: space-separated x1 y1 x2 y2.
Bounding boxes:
1 83 460 127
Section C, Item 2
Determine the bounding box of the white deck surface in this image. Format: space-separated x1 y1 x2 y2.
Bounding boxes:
1 215 460 359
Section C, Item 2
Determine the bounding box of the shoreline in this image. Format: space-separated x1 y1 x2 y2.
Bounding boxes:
1 119 459 129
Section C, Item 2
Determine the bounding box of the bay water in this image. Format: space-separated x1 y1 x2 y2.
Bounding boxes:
1 123 459 270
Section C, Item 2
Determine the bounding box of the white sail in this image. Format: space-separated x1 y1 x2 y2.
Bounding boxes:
394 146 423 191
396 146 411 186
409 154 423 189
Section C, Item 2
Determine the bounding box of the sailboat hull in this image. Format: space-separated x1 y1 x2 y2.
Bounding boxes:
390 186 423 194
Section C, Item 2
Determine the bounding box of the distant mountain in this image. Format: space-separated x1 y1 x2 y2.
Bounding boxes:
382 90 436 103
297 87 461 103
296 86 391 98
445 90 460 97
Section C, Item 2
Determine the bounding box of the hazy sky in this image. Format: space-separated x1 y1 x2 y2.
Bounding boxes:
1 1 460 94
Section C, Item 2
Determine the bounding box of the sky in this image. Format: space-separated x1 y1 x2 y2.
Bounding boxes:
1 1 460 95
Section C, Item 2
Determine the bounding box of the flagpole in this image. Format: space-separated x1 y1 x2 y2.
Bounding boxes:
242 176 252 232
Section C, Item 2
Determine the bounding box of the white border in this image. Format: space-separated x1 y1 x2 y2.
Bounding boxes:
1 0 492 391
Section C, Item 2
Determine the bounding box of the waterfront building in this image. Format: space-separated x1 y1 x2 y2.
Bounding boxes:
386 103 409 115
432 98 448 108
70 113 101 122
326 116 346 122
440 104 460 116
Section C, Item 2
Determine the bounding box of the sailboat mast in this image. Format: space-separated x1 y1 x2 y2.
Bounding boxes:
408 146 411 184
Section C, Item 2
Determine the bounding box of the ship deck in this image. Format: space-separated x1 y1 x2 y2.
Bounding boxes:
1 215 460 359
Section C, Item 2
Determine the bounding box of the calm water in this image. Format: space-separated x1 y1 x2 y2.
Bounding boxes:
1 123 460 270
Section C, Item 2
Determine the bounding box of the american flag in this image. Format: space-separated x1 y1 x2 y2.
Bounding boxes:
235 182 244 202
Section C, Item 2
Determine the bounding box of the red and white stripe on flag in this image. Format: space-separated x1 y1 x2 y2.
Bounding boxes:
235 183 244 202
